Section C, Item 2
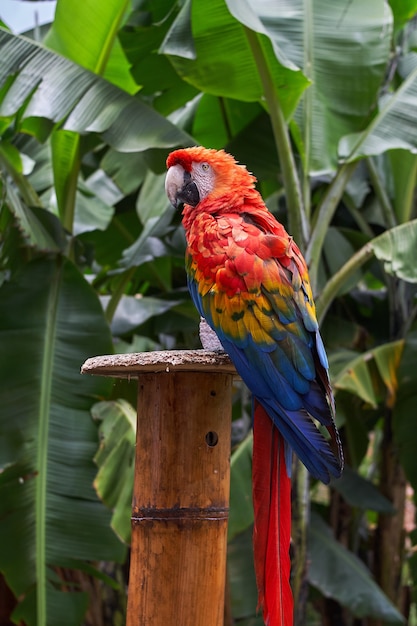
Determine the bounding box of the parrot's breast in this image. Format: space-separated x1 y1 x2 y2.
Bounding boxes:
183 211 316 351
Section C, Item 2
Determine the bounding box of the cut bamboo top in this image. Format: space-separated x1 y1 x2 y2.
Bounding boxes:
81 349 236 378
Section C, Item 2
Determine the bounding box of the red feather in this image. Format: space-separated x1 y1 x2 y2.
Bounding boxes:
253 400 293 626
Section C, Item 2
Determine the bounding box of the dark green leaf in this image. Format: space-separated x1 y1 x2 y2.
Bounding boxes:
160 0 196 60
331 466 396 513
228 527 259 621
393 328 417 496
227 0 392 173
387 149 417 224
92 399 136 544
0 257 125 625
136 170 172 224
107 294 182 336
73 188 115 235
323 227 363 295
340 56 417 162
164 0 308 116
100 149 148 196
228 434 254 541
308 512 404 622
120 207 175 269
371 219 417 282
5 185 65 252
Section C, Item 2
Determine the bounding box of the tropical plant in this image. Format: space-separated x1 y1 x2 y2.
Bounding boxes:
1 0 417 625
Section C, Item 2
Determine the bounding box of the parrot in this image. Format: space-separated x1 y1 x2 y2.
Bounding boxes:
165 146 343 626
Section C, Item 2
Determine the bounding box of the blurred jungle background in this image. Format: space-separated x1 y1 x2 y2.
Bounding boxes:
1 1 417 624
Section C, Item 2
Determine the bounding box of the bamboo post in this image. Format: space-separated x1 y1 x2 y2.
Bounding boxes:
81 350 235 626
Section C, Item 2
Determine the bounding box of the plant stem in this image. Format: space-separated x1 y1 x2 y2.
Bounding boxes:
37 258 62 626
344 195 375 238
366 157 397 230
218 97 233 142
62 138 81 234
306 161 357 292
105 267 137 324
315 241 374 324
302 0 313 222
292 460 310 626
244 28 308 251
0 150 42 208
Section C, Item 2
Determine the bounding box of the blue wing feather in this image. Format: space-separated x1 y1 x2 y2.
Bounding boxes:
187 269 342 484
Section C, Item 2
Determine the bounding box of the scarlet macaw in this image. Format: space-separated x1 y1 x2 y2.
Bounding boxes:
165 146 343 626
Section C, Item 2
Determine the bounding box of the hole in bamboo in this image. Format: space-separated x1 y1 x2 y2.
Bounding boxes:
205 431 219 447
210 390 216 396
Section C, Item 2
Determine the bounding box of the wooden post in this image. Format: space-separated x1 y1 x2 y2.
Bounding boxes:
81 350 235 626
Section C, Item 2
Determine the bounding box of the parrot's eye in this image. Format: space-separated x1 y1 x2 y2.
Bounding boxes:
201 162 210 172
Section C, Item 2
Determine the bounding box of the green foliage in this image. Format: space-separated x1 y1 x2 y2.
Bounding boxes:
1 0 417 624
0 258 124 625
92 400 136 544
308 513 404 623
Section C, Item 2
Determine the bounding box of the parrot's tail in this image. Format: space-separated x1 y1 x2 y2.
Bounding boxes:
252 400 293 626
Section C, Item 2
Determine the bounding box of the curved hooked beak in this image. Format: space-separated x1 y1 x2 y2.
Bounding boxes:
165 164 200 209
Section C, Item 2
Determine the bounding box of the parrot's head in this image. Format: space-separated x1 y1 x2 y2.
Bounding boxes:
165 146 256 212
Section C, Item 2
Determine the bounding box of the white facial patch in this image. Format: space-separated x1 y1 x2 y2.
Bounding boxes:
191 161 217 201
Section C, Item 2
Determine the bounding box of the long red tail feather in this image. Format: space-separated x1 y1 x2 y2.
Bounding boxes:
252 401 293 626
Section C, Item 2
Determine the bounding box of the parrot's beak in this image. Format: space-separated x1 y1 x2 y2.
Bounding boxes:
165 164 200 209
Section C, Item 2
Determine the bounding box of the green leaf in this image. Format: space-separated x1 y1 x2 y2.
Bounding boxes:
371 219 417 282
120 8 199 116
120 207 176 269
5 184 65 252
50 129 80 231
322 227 363 295
79 211 140 268
331 466 396 513
44 0 136 233
44 0 138 94
332 352 379 407
0 139 23 172
372 340 404 406
339 54 417 162
338 395 371 468
92 399 136 544
228 527 259 621
85 168 124 207
161 0 196 60
308 512 405 622
73 188 115 236
0 257 125 625
163 0 308 117
191 95 262 151
316 219 417 321
226 110 280 180
331 341 404 407
0 27 192 152
388 0 417 29
100 149 148 196
227 0 392 174
393 328 417 495
228 434 254 541
107 294 182 336
387 149 417 224
136 170 172 224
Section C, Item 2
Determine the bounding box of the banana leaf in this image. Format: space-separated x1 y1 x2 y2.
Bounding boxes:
0 257 124 626
0 27 191 153
308 512 404 623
